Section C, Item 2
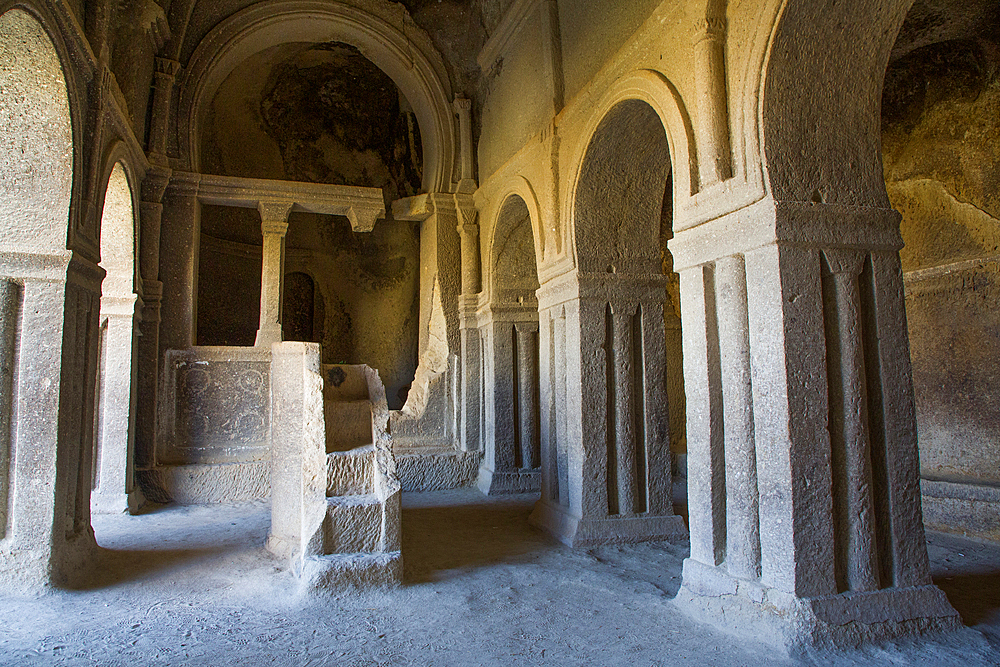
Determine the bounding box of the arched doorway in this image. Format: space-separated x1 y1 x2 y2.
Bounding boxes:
92 162 143 515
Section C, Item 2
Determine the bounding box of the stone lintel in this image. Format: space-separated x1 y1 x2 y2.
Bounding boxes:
169 172 386 227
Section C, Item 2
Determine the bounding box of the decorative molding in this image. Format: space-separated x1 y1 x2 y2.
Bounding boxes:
477 0 541 71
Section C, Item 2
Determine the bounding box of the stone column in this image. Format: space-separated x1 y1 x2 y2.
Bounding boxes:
529 271 685 545
822 249 881 592
693 11 732 187
715 254 759 580
515 322 540 471
0 253 103 592
477 307 542 495
0 279 17 541
92 294 143 515
454 98 476 193
135 167 169 473
255 202 293 348
458 294 482 453
672 199 960 652
456 196 482 453
158 177 200 352
148 59 180 164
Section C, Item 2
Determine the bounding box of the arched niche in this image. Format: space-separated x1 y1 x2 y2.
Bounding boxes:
178 0 456 193
881 6 1000 541
0 7 73 256
574 99 671 276
198 41 423 200
491 195 540 302
534 96 684 536
0 6 101 589
478 194 543 494
92 161 143 515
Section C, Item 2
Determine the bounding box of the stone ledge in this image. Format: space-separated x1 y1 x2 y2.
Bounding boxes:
529 498 687 547
298 551 401 594
477 468 540 496
138 461 269 504
922 479 1000 542
395 450 482 491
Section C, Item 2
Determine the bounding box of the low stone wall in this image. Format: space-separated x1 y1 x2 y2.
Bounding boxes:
148 346 271 503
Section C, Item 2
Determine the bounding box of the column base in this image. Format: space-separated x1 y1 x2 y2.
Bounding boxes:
476 467 540 495
528 498 687 547
0 529 99 594
91 487 147 515
254 324 282 348
675 558 963 655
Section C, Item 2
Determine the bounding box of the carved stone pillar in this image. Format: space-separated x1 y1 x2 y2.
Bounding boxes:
672 199 960 652
477 305 541 495
454 97 476 193
255 202 293 348
158 177 200 352
92 294 144 514
515 321 540 471
458 294 482 453
135 168 169 472
528 271 684 545
456 195 482 453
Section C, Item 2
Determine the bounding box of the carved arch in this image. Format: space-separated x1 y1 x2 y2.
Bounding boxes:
482 176 545 301
95 141 141 295
177 0 457 193
563 69 695 271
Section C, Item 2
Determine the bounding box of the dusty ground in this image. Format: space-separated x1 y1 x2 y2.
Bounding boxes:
0 490 998 666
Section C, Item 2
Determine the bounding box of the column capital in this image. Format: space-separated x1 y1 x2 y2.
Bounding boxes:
513 321 539 335
258 201 293 234
154 57 181 79
821 248 865 276
694 17 727 41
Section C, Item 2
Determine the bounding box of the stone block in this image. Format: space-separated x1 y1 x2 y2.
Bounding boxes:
326 447 374 496
323 495 383 554
159 346 271 465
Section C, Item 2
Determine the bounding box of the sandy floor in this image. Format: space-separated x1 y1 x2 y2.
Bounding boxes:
0 489 997 666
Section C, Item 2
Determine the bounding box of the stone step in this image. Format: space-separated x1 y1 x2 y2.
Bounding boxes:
326 445 374 496
321 364 369 402
323 494 383 554
324 399 372 453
